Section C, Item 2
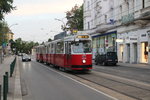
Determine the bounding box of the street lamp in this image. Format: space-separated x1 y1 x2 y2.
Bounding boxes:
54 18 66 32
54 18 65 26
9 23 18 28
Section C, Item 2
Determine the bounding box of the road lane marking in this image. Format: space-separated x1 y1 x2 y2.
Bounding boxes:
37 63 118 100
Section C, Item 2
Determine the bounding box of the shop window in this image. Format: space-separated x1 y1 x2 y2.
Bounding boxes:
141 42 148 63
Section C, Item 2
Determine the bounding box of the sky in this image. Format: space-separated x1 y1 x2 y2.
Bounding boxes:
5 0 83 43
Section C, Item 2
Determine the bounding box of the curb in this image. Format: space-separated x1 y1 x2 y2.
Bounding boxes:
14 57 22 100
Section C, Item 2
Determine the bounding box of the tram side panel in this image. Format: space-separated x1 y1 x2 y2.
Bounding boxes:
39 54 43 62
47 53 50 64
43 54 47 63
51 54 55 65
55 54 65 67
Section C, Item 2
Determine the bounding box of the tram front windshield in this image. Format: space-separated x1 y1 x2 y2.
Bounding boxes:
72 41 92 53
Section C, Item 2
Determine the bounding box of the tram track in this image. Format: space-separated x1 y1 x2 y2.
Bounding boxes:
72 71 150 100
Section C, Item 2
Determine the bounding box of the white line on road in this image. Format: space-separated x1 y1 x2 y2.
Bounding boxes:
39 63 118 100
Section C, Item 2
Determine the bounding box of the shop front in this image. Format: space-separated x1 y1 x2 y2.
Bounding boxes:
117 28 150 64
148 30 150 64
92 31 117 59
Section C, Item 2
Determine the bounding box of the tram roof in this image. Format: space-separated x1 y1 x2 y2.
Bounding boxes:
43 33 91 45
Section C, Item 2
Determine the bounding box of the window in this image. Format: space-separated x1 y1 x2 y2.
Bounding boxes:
87 1 90 10
88 22 90 29
105 15 107 23
120 5 122 19
51 43 54 54
56 41 64 54
72 41 92 53
142 0 145 8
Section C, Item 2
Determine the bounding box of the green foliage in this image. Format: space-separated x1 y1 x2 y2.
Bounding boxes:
66 4 83 31
0 21 9 45
0 0 15 20
12 38 39 54
48 38 52 42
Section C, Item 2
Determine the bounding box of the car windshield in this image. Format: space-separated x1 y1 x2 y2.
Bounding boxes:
72 41 92 53
107 52 117 56
23 54 30 57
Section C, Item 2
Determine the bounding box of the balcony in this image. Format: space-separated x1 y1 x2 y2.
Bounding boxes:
96 23 116 33
134 6 150 25
121 13 134 25
84 28 96 35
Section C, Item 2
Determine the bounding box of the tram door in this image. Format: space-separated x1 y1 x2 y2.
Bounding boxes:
65 42 72 67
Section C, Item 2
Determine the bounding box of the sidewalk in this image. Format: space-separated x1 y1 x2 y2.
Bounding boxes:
0 55 22 100
92 60 150 69
117 62 150 69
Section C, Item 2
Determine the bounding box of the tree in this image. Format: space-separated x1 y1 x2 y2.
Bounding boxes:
66 4 83 32
48 38 52 42
0 21 10 45
13 38 39 54
0 0 15 20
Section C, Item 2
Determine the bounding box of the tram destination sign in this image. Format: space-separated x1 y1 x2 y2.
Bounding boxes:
77 35 89 39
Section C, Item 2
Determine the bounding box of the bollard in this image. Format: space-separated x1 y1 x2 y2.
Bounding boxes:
10 57 16 77
3 75 7 100
5 72 9 94
10 63 13 77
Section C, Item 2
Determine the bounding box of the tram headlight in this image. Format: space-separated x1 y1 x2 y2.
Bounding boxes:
82 60 86 63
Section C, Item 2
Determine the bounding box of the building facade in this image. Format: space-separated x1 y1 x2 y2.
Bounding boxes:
0 31 14 45
83 0 150 64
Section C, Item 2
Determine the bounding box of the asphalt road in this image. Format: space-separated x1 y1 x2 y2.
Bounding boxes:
93 64 150 83
19 58 116 100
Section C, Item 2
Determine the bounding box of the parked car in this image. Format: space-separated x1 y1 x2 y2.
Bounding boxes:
95 52 118 66
22 54 31 61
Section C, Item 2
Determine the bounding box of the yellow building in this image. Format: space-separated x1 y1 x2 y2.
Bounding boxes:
6 31 14 41
0 31 14 46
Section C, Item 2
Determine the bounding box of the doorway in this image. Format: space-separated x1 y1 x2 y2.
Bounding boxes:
133 43 138 63
141 42 148 63
119 44 124 62
126 44 130 63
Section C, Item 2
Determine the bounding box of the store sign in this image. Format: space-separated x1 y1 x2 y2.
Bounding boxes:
116 39 123 43
140 33 148 41
141 34 147 37
125 36 137 43
130 37 137 42
147 30 150 37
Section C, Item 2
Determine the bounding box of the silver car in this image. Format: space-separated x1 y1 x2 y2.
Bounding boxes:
22 54 31 61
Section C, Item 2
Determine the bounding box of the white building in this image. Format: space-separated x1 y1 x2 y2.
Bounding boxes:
83 0 150 64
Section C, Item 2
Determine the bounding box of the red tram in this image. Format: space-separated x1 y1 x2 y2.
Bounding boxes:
36 33 92 71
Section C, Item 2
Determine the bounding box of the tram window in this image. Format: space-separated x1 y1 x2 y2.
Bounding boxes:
56 41 64 54
72 41 92 53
